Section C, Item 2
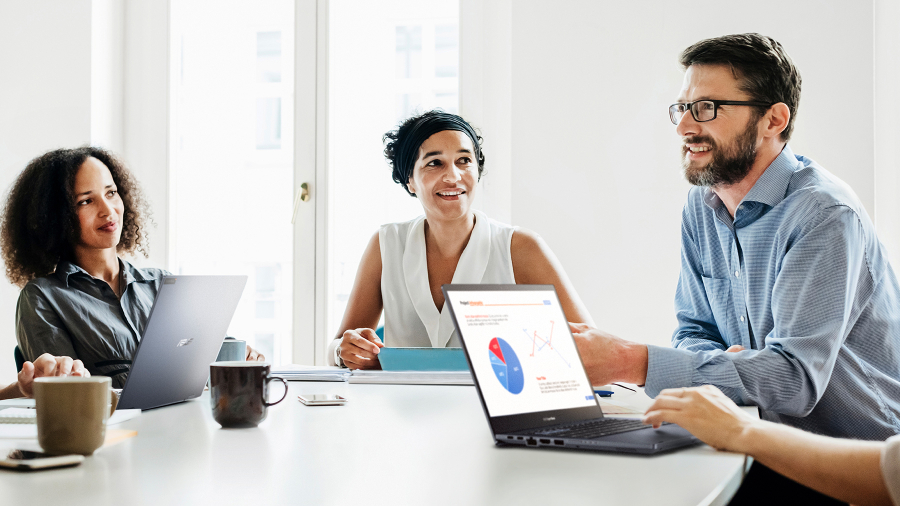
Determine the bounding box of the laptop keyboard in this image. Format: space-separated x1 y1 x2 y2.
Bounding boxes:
534 418 658 439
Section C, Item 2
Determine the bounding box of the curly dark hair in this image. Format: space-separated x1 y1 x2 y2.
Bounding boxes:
383 110 486 196
1 146 151 287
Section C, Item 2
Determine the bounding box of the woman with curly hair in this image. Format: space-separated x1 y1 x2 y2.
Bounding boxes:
3 147 262 388
327 111 593 369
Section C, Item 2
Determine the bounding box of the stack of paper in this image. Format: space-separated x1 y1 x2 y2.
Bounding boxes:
270 364 351 382
349 370 473 385
0 408 36 425
0 403 141 439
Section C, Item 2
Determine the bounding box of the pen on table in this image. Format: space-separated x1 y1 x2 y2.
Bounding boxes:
612 382 637 392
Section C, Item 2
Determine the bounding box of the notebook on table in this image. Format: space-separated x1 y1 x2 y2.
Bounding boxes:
377 347 468 371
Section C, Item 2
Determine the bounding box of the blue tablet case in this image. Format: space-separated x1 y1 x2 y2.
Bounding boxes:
378 348 469 371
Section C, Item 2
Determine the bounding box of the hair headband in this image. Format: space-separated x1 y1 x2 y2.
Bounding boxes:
395 112 482 188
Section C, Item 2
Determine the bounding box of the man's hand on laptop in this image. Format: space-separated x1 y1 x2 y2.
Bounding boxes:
569 323 648 386
246 346 265 362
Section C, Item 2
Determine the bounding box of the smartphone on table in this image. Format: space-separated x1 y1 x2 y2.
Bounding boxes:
298 394 347 406
0 449 83 471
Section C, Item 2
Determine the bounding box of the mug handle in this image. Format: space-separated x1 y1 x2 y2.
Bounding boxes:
109 389 120 416
264 376 289 407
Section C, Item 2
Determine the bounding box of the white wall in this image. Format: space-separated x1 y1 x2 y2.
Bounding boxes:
0 0 168 381
0 0 94 381
508 1 876 347
460 0 512 225
123 0 169 270
875 0 900 269
90 0 125 153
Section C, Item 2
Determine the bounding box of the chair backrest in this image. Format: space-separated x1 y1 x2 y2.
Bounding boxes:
14 345 25 373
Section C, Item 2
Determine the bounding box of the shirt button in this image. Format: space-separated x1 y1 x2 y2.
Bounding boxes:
735 270 740 278
738 205 744 210
740 316 745 322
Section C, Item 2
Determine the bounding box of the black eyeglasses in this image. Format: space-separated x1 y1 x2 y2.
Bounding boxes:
669 100 773 125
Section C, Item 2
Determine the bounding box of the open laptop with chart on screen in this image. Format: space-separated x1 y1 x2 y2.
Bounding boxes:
443 284 698 454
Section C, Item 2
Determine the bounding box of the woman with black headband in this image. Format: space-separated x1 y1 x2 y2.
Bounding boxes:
327 111 593 369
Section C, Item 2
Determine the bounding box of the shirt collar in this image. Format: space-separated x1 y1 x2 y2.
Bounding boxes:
120 258 156 283
53 260 83 286
54 257 154 286
740 144 799 208
702 144 800 212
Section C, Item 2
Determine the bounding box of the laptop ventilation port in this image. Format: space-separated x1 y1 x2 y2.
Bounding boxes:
526 438 537 446
554 440 564 446
539 439 551 445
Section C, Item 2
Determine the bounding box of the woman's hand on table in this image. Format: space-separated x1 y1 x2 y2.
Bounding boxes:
642 384 758 453
339 328 384 369
18 353 90 398
246 346 265 362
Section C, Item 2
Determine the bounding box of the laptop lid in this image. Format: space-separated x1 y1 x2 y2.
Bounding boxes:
443 284 605 435
117 275 247 410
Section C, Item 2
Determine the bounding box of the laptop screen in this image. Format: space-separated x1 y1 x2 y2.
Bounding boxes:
445 286 598 419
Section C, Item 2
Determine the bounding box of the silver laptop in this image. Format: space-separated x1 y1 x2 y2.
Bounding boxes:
117 275 247 410
443 284 698 454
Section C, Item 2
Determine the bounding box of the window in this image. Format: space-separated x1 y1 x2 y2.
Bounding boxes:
256 97 282 149
328 0 459 339
170 0 294 363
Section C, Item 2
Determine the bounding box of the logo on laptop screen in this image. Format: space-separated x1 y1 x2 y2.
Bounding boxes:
176 338 194 347
489 337 524 394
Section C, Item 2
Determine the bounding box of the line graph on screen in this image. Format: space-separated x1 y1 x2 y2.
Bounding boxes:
520 321 572 368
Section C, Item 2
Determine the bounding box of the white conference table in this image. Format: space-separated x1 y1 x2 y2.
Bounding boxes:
0 381 750 506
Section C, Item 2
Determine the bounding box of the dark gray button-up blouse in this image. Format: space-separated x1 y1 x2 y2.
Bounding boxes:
16 259 169 388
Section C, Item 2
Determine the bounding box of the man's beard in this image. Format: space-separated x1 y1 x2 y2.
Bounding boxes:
682 119 759 187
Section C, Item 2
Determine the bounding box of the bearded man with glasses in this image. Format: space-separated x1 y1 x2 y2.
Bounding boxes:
572 33 900 504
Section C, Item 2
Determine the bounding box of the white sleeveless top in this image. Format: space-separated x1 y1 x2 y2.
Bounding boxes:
379 210 517 348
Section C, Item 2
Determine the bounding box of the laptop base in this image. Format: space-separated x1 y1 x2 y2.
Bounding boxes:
497 423 699 455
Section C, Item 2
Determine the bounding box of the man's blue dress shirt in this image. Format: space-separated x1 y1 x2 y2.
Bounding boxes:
646 145 900 440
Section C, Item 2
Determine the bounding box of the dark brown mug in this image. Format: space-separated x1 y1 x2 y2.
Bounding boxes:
209 362 288 428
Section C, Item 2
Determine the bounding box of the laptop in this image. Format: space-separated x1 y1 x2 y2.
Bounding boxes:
443 284 698 454
116 275 248 410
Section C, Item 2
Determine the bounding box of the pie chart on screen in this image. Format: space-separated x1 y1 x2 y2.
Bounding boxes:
489 337 524 394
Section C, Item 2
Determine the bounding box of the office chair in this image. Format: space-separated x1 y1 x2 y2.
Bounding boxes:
14 345 25 372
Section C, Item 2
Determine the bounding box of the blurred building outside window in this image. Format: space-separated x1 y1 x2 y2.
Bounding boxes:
170 0 294 364
329 0 459 338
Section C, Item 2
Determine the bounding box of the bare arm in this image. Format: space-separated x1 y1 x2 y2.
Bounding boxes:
510 228 594 326
0 382 20 401
643 385 892 506
746 423 889 505
330 231 385 369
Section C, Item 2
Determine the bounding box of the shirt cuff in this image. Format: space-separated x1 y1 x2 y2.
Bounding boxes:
644 345 696 398
326 337 343 367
